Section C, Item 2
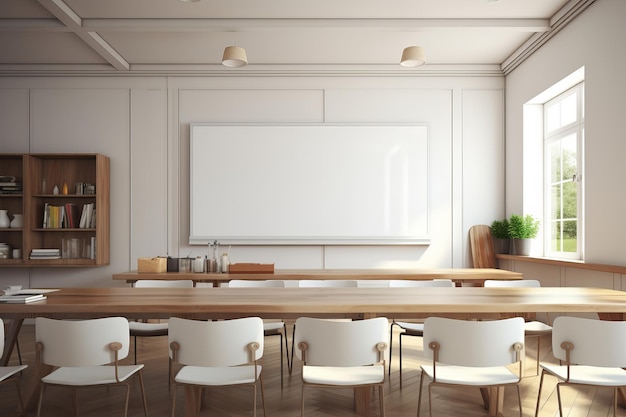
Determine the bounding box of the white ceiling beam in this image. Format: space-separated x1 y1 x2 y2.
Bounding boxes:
36 0 130 71
36 0 81 28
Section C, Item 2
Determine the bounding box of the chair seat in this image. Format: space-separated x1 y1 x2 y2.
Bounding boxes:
524 321 552 334
395 321 424 335
0 364 27 381
129 321 168 336
263 321 285 334
175 364 262 386
421 364 520 386
42 364 144 386
303 364 384 386
541 364 626 386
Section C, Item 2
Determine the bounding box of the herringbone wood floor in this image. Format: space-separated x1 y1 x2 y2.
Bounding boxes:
0 320 618 417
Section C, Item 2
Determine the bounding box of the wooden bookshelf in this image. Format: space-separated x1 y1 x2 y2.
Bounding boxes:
0 153 109 267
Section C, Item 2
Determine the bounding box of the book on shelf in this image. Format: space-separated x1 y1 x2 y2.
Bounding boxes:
41 203 87 229
90 236 96 259
30 248 61 260
42 204 66 229
79 203 95 228
64 203 80 228
0 293 47 303
0 183 22 194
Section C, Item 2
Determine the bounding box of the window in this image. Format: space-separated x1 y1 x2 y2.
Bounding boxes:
543 83 584 259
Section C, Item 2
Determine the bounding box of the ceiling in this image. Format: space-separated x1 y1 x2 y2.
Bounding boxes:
0 0 594 76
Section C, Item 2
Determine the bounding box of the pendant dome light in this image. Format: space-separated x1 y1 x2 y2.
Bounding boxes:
400 46 426 67
222 46 248 68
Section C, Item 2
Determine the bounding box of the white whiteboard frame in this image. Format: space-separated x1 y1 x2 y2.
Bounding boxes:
189 123 430 245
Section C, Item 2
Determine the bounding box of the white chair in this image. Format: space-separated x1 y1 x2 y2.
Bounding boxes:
294 317 388 417
387 279 455 387
417 317 525 417
35 317 148 417
129 279 194 364
0 318 28 417
297 280 358 288
534 316 626 417
289 279 358 372
228 279 290 387
168 316 266 417
484 279 553 375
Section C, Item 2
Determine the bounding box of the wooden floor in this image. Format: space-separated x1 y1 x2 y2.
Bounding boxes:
0 320 618 417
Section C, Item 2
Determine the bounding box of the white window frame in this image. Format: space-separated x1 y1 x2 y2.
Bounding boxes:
543 83 584 260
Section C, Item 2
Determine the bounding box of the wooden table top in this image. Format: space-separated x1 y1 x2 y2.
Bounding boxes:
3 285 625 417
1 286 625 320
112 268 523 286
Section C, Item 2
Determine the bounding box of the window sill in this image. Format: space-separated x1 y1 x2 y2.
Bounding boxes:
496 254 626 274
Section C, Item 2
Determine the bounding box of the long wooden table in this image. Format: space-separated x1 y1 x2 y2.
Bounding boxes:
2 286 626 417
112 267 523 287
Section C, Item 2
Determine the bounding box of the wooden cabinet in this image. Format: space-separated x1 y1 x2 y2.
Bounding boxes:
0 153 109 267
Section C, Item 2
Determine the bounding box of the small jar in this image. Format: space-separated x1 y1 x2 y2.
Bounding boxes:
193 256 205 273
178 258 191 273
221 253 230 273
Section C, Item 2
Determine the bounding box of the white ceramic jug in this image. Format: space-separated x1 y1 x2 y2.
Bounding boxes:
0 210 9 228
10 213 22 228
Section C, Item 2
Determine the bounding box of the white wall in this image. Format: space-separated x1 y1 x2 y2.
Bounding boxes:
505 0 626 267
0 74 503 289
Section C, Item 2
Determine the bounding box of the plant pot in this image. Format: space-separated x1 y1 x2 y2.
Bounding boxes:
512 238 532 256
492 238 510 254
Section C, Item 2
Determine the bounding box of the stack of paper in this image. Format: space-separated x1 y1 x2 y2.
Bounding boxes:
0 293 46 303
0 288 58 303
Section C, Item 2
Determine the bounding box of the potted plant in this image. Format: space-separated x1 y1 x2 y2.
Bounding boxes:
508 214 540 256
490 218 510 254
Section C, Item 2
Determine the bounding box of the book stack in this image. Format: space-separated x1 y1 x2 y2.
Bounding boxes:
0 292 47 303
0 175 22 195
30 248 61 260
42 203 95 229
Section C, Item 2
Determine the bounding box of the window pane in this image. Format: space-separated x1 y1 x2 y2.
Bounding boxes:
560 92 577 126
549 142 561 183
563 181 577 218
562 133 577 179
550 184 561 219
546 103 561 133
562 220 577 253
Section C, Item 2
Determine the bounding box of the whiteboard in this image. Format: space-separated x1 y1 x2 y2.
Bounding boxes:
190 124 429 245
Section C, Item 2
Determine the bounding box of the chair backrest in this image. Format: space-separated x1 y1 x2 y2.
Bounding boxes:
229 280 285 288
293 317 388 366
298 280 358 288
551 316 626 367
389 279 455 288
35 317 131 367
423 317 524 367
483 279 551 323
484 279 540 288
134 279 194 288
168 317 264 366
469 224 497 268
